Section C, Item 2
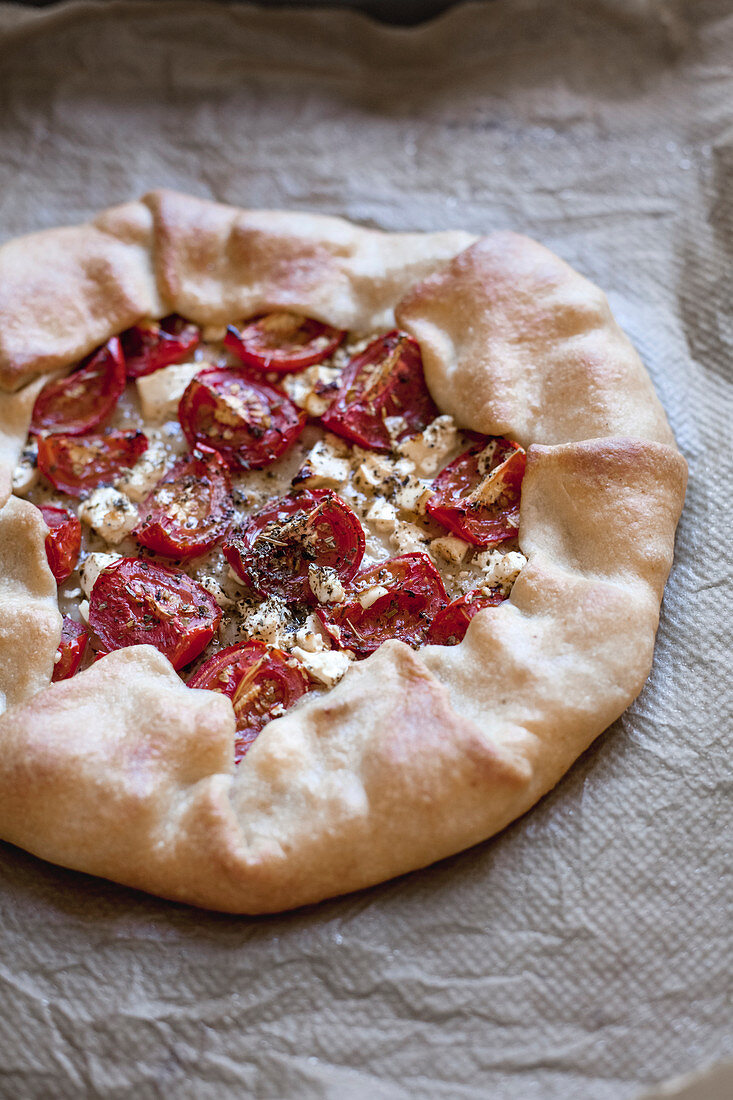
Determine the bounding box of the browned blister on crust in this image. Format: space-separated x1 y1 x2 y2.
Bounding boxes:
0 195 687 912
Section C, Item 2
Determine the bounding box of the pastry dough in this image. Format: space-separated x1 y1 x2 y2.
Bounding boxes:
0 192 686 913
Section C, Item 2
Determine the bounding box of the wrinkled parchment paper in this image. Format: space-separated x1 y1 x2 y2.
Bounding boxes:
0 2 731 1097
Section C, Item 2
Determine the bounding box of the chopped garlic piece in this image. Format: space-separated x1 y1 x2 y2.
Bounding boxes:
308 564 345 605
358 585 389 610
80 552 123 597
78 488 138 544
136 361 204 422
78 599 90 623
430 535 471 565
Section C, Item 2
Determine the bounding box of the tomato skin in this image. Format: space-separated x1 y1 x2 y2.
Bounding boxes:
52 616 88 682
134 445 233 560
427 587 506 646
121 314 200 379
89 558 222 670
188 640 310 763
223 488 365 603
317 552 449 658
320 331 438 452
224 312 345 374
178 367 306 470
426 438 526 547
36 429 148 498
31 337 126 436
39 505 82 584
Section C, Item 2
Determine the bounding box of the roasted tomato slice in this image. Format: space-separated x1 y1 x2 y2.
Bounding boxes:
223 488 365 602
88 558 221 670
320 330 438 452
31 337 126 436
317 552 448 659
427 587 506 647
37 429 148 498
178 366 306 470
224 312 345 374
39 504 82 584
52 616 88 682
426 438 526 547
134 445 233 559
121 314 200 379
188 640 310 763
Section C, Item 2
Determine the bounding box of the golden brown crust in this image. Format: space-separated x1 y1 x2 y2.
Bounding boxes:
396 232 676 447
0 196 687 912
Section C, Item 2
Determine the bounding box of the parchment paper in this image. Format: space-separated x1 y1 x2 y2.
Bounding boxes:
0 2 731 1098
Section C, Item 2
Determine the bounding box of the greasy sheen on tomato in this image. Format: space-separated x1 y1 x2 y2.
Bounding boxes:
320 331 438 452
224 312 345 374
317 552 448 658
89 558 221 670
426 437 526 547
135 445 233 559
52 616 88 682
427 587 506 647
36 429 148 498
223 488 365 602
39 505 82 584
121 314 200 379
178 366 306 470
188 640 310 763
31 337 126 436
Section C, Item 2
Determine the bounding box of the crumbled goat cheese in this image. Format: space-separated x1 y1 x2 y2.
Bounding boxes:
136 361 204 421
397 415 458 475
196 575 236 609
114 443 169 502
476 549 527 593
80 552 123 597
383 415 408 441
292 437 351 489
353 451 396 493
392 476 434 516
291 646 353 689
281 363 342 417
365 497 398 534
12 440 39 496
236 596 294 648
358 585 389 609
390 522 428 556
78 488 139 544
308 564 345 605
429 535 471 565
294 614 328 653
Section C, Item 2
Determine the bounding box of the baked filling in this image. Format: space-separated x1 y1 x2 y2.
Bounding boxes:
14 312 527 761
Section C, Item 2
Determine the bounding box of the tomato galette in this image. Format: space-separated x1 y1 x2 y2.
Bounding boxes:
0 192 687 913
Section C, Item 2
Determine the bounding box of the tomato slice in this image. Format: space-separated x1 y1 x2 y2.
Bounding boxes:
427 587 506 647
188 640 310 763
320 331 438 452
426 438 526 547
224 312 345 374
88 558 221 670
121 314 201 379
51 616 89 682
134 445 233 560
39 504 82 583
317 552 448 658
178 367 306 470
37 429 148 498
223 488 365 602
31 337 126 436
